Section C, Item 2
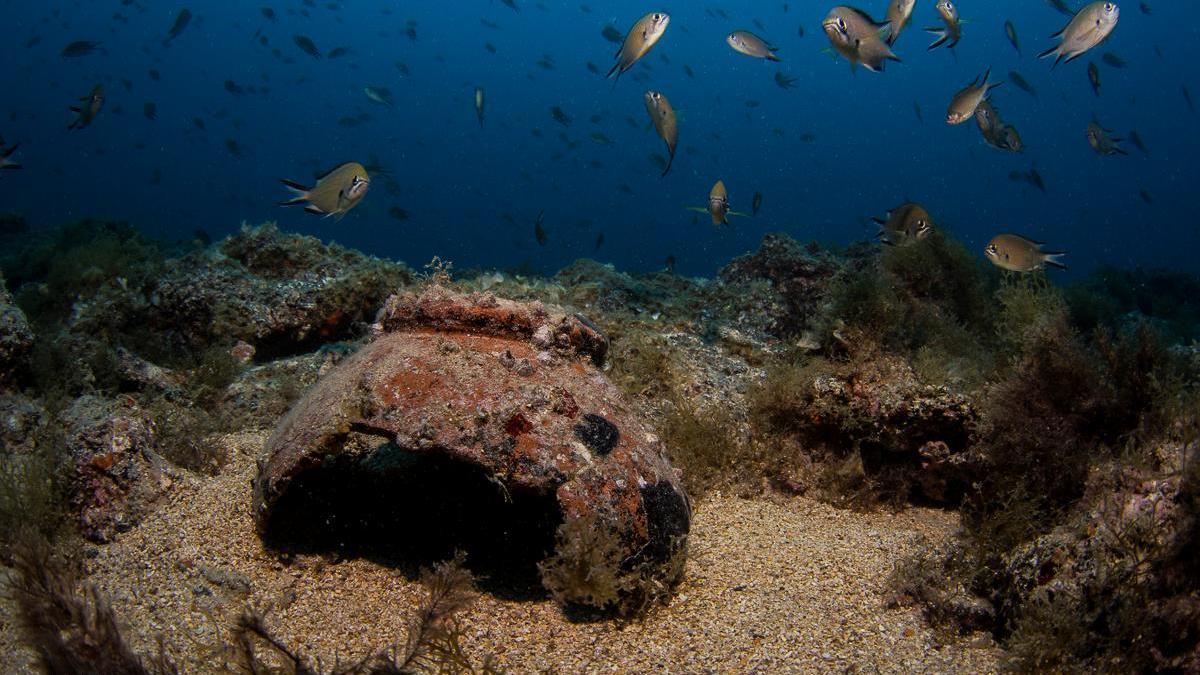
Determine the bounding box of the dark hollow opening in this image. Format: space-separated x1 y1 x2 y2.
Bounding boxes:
260 441 562 600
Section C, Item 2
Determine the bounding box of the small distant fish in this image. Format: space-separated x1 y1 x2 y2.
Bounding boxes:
607 12 670 84
1101 52 1126 69
166 8 192 42
984 234 1066 272
1004 20 1020 54
797 24 805 38
388 206 409 221
727 30 780 61
1087 119 1127 155
261 7 277 21
474 87 485 127
774 71 798 89
926 0 962 51
1047 0 1075 16
885 0 916 47
601 24 623 44
149 69 161 81
665 254 676 274
143 102 157 120
550 105 572 127
1027 166 1047 192
280 162 370 219
1087 61 1103 96
751 191 763 216
534 210 547 245
68 85 105 130
913 100 923 123
1008 70 1038 97
589 132 613 145
1040 2 1119 68
1184 85 1195 113
1139 1 1151 14
501 0 519 11
191 117 206 131
595 233 604 250
0 143 21 173
225 138 248 158
1138 188 1153 204
293 35 321 58
326 46 351 59
873 202 934 245
644 91 677 177
947 68 1001 125
61 40 103 58
363 86 394 107
823 6 901 72
1128 129 1148 155
224 80 245 95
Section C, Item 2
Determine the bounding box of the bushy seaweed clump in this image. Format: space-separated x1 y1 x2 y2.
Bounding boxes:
1066 265 1200 344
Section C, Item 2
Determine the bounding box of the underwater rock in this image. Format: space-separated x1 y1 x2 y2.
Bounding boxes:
152 223 412 360
719 234 841 337
61 395 172 542
0 392 46 454
252 286 689 611
0 272 34 386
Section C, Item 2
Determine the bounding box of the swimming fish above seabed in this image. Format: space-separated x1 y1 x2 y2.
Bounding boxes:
1086 120 1128 155
644 91 677 177
280 162 370 220
885 0 916 46
984 234 1067 272
475 87 485 127
686 180 749 226
1039 2 1120 68
607 12 670 84
873 202 934 245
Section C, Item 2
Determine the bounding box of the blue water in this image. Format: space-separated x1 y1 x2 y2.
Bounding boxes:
2 1 1197 278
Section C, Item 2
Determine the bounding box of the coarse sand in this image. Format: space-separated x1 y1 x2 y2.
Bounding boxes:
1 432 1000 673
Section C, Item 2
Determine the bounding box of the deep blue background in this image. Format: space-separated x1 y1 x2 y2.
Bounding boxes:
2 1 1197 278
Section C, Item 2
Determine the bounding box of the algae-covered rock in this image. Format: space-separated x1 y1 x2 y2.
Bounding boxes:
253 286 689 613
0 272 34 386
719 233 842 337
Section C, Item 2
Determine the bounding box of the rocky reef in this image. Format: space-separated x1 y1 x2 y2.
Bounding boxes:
1 218 1198 671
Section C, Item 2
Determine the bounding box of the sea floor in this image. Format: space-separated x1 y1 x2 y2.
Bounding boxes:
2 431 999 673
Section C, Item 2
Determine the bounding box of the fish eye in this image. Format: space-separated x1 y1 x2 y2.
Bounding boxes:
836 17 846 31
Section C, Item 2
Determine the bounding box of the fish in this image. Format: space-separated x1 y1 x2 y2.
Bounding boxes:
873 202 934 245
1004 20 1020 54
262 7 277 21
1047 0 1075 16
474 87 485 127
975 99 1003 141
884 0 916 46
1139 1 1151 13
984 234 1067 272
1087 61 1101 95
225 138 246 158
607 12 670 84
1009 70 1038 97
727 30 780 61
293 35 321 58
502 0 519 11
1139 189 1152 204
1185 85 1196 113
1027 166 1047 192
644 91 677 177
387 207 409 221
752 191 763 216
822 6 900 73
601 24 623 44
665 254 676 274
1039 2 1119 68
0 143 21 173
61 40 103 57
926 0 962 50
1001 125 1024 152
913 101 923 123
1086 120 1127 155
143 102 157 120
166 8 192 42
686 180 748 226
589 132 613 145
363 86 394 107
947 68 1001 125
1128 129 1148 155
68 85 105 130
326 46 351 59
1101 51 1126 68
534 210 548 245
774 71 797 88
550 105 572 127
595 233 604 250
279 162 370 219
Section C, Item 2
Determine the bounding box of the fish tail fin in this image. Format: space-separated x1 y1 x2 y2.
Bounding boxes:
728 210 751 218
870 217 886 225
605 60 621 80
766 52 781 62
661 151 674 177
2 143 19 159
1043 252 1068 270
279 179 310 205
925 27 948 50
1038 44 1060 64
